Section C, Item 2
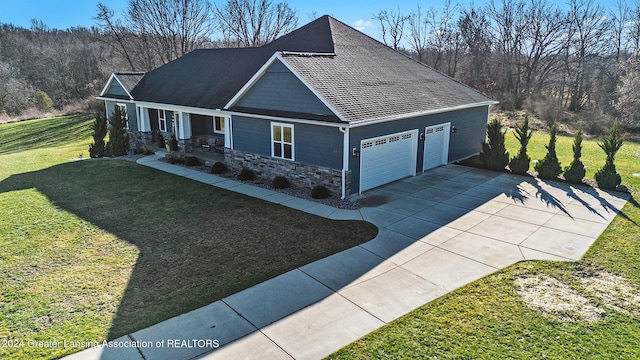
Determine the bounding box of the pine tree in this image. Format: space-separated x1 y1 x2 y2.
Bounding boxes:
535 123 562 179
508 115 533 174
107 106 130 156
88 113 108 158
563 129 586 184
479 119 509 171
595 122 624 190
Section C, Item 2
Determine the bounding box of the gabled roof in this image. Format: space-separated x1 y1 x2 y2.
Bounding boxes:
117 73 145 93
279 17 496 123
99 72 145 101
128 15 495 123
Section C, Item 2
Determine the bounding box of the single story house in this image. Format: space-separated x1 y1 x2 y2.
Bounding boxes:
98 15 497 198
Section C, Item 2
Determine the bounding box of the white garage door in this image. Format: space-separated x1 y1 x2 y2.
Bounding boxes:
360 129 418 192
423 123 450 171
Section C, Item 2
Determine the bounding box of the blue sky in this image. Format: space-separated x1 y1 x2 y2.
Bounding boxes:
0 0 621 40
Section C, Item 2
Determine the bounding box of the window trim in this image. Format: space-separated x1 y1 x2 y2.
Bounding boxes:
158 109 167 132
116 103 129 129
213 116 225 134
271 122 294 161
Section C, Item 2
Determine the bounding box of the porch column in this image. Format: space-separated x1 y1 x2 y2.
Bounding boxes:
178 112 191 139
137 106 151 132
178 112 192 152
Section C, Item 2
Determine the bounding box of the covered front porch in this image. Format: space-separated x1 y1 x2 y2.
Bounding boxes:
135 104 230 155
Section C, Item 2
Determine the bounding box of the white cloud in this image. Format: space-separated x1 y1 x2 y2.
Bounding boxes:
353 19 373 31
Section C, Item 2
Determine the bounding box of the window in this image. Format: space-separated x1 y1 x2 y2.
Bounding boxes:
116 103 129 129
214 116 225 134
271 123 294 160
158 110 166 131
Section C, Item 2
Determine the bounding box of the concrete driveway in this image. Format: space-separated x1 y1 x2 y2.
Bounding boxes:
66 160 630 360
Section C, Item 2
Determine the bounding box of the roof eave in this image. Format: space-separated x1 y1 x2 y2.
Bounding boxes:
348 101 499 127
98 73 135 100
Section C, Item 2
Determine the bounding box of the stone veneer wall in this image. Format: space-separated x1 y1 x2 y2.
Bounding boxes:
225 148 350 197
127 130 153 150
127 130 176 151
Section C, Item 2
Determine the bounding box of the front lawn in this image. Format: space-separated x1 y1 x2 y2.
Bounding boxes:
328 133 640 359
0 116 378 359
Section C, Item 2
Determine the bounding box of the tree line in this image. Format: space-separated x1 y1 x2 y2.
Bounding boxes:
1 0 639 134
376 0 640 132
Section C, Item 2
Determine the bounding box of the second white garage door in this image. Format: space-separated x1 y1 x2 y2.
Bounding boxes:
360 129 418 192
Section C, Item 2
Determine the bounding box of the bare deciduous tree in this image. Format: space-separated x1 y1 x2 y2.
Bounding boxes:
214 0 297 47
566 0 610 111
374 8 409 50
127 0 216 63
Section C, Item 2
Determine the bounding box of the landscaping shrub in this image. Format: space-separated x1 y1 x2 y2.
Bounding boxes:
563 129 586 184
184 156 201 167
107 106 129 156
169 133 179 151
142 144 155 155
238 168 255 181
210 162 228 174
479 119 509 171
535 123 562 179
311 185 330 199
166 151 184 164
595 122 624 190
508 114 533 174
157 132 165 149
89 113 107 158
272 175 290 189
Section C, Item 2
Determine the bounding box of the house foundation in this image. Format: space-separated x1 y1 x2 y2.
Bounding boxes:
225 149 350 197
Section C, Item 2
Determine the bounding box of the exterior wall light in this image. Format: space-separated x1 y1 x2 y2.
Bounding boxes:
352 147 360 157
451 125 457 133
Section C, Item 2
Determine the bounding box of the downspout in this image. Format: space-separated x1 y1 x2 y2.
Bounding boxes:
339 126 349 200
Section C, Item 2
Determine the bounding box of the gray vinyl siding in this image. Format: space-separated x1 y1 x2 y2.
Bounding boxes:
231 115 342 169
106 81 129 97
349 106 489 194
105 101 137 130
236 60 334 116
232 116 271 156
295 124 342 169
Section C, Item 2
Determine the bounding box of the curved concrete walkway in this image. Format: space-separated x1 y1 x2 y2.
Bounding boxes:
64 154 630 360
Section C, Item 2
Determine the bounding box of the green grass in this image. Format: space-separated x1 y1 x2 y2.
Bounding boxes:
0 116 378 359
504 130 640 191
328 133 640 359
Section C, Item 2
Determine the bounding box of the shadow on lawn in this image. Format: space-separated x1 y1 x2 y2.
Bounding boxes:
0 160 378 343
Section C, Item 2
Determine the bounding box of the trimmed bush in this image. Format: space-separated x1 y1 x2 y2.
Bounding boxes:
210 162 228 174
89 113 108 158
311 185 330 199
479 119 509 171
184 156 201 167
563 129 586 184
595 122 624 190
508 115 533 174
107 106 130 156
142 144 155 155
166 151 184 164
535 123 562 179
272 175 290 189
238 168 255 181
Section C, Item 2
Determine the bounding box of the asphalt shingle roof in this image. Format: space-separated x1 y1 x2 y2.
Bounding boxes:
281 17 494 123
128 15 495 123
115 73 145 94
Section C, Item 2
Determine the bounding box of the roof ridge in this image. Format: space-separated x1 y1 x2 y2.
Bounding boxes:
325 16 494 101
